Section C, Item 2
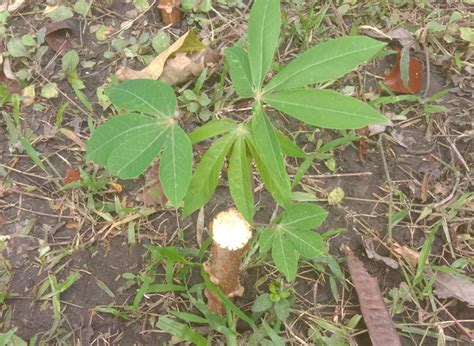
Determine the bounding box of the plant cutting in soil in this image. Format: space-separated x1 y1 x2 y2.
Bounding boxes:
1 0 473 344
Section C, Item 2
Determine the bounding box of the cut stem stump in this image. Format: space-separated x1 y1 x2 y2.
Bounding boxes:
204 209 252 314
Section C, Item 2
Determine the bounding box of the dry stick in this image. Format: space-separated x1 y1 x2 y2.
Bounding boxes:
204 209 252 314
378 136 394 243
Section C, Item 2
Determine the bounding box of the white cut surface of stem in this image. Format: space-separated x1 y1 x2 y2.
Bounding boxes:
212 209 251 251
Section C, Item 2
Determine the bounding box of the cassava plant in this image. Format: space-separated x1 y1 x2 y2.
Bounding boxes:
86 0 388 281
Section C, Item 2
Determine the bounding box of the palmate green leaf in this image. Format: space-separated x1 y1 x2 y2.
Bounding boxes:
264 89 388 130
285 228 324 259
188 118 237 144
156 317 207 346
87 113 164 166
280 203 328 230
224 46 254 98
228 135 254 222
247 0 281 89
183 133 236 217
272 231 299 282
251 107 291 207
159 124 193 208
107 79 176 117
264 36 386 93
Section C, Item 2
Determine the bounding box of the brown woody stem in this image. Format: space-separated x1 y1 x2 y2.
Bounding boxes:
204 209 252 314
157 0 181 26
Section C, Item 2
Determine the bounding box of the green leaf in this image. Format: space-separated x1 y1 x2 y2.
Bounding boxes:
276 130 306 158
264 36 386 93
252 293 273 313
228 135 254 222
251 107 291 207
285 228 324 259
274 298 290 321
183 133 235 217
62 50 79 73
259 228 275 253
159 125 193 207
188 118 237 144
107 80 176 117
47 5 73 22
225 46 254 98
247 0 281 89
262 320 285 346
264 89 387 130
156 317 207 346
87 114 167 178
280 203 328 230
7 38 28 57
247 136 290 208
272 231 299 282
19 137 46 172
152 31 170 54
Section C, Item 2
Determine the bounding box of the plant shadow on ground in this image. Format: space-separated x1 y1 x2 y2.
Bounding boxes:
1 0 473 344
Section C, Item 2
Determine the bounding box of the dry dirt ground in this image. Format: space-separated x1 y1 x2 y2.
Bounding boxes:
1 0 473 345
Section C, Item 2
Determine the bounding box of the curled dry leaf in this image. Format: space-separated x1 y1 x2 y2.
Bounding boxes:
116 31 220 85
45 21 76 55
345 246 402 346
392 242 420 267
385 49 422 94
157 0 181 26
160 49 220 85
359 26 415 48
116 31 190 81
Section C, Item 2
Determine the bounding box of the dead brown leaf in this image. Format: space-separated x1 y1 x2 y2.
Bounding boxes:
434 272 474 308
116 31 221 85
160 49 220 85
116 31 190 81
45 21 76 56
392 243 420 267
135 161 167 207
362 238 399 269
345 247 402 346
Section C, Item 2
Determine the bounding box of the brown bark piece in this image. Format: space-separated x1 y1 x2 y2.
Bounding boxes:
345 247 402 346
158 0 181 26
204 209 251 314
